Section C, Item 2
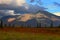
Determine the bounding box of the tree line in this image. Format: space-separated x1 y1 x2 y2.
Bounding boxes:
0 19 60 28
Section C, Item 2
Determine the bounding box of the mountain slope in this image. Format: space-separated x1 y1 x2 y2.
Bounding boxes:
1 11 60 27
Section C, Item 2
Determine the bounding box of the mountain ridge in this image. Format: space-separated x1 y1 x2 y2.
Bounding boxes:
1 11 60 27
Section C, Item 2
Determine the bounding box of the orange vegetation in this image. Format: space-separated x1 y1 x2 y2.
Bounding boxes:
0 28 60 35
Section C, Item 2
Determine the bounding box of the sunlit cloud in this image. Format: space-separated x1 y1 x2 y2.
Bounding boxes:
0 0 12 4
15 0 26 6
0 0 26 6
53 12 60 16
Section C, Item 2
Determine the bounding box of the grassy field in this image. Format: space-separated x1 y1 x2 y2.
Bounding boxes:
0 28 60 40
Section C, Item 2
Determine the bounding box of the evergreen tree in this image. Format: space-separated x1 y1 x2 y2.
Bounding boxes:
12 24 15 28
58 24 60 28
50 21 53 28
37 22 41 28
9 23 11 27
44 24 47 28
0 19 3 28
4 23 7 27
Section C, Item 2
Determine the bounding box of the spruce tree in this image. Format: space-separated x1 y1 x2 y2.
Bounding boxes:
37 22 41 28
12 24 15 27
50 21 53 28
58 24 60 28
0 19 3 28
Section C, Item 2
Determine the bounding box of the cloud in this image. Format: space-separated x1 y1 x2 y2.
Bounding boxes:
0 0 12 4
53 2 60 7
14 0 26 6
30 0 35 3
0 0 26 6
53 12 60 16
0 10 22 19
0 0 46 13
0 10 17 16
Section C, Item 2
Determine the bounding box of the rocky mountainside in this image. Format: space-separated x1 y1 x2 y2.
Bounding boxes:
1 11 60 27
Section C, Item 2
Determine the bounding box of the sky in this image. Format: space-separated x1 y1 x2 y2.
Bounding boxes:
0 0 60 16
26 0 60 13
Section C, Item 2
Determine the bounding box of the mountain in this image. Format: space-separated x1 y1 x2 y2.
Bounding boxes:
1 10 60 27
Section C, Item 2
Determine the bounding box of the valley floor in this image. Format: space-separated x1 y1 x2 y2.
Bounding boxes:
0 27 60 40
